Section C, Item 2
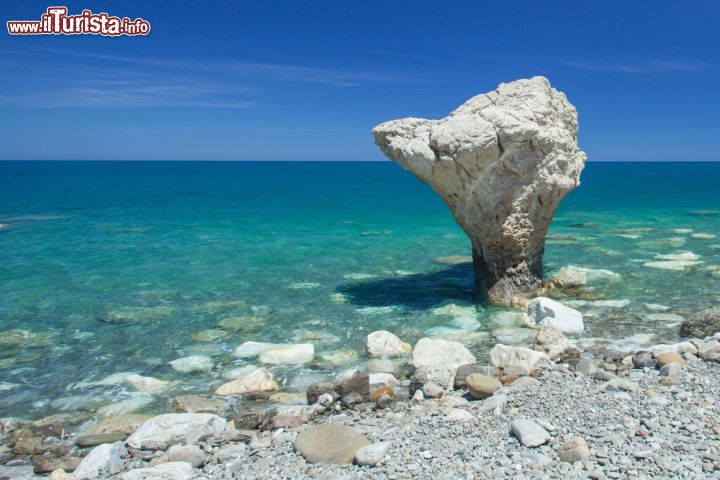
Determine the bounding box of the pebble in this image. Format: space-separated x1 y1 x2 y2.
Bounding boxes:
511 419 551 447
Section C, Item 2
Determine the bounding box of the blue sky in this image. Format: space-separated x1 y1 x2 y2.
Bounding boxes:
1 0 718 161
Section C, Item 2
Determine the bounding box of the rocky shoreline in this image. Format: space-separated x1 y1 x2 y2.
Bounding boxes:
1 296 720 479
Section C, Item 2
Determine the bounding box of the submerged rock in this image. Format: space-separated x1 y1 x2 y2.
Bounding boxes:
215 367 277 396
365 330 411 358
373 77 586 304
526 297 584 333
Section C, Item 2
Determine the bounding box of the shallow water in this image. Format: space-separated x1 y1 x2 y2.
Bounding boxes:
0 161 718 418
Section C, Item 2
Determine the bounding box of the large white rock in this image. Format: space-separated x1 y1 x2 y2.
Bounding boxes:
121 462 195 480
410 338 476 388
215 367 277 396
373 77 586 304
73 442 127 479
526 297 584 333
365 330 411 358
169 355 212 373
258 343 314 364
490 344 549 374
125 413 227 450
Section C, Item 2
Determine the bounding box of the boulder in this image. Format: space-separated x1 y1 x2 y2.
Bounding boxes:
294 424 370 464
365 331 411 358
373 77 586 304
215 368 277 396
410 338 476 389
654 351 685 367
526 297 584 333
258 344 314 364
169 355 212 373
73 442 127 479
680 308 720 338
121 462 195 480
490 344 549 374
534 324 579 360
125 413 227 450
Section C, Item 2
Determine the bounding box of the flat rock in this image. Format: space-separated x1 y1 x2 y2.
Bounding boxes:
121 462 195 480
169 395 226 414
86 414 153 435
76 432 126 447
511 419 551 447
258 344 314 364
33 457 82 474
294 424 370 464
125 413 227 450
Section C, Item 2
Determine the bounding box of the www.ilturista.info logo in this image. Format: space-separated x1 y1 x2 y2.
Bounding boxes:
7 6 151 36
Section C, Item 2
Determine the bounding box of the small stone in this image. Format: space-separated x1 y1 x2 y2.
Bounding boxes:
263 414 303 430
444 408 476 422
454 363 495 388
354 442 390 466
49 470 75 480
125 413 227 450
421 383 444 399
659 363 682 377
375 393 393 409
167 444 206 468
465 374 502 400
169 395 226 414
575 358 597 376
307 382 337 405
606 378 639 392
369 386 394 401
294 424 370 464
511 376 541 388
655 351 685 367
632 352 657 369
334 368 370 402
511 419 550 447
558 437 591 462
593 369 616 381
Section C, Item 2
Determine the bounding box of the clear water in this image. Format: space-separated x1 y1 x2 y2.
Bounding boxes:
0 161 718 419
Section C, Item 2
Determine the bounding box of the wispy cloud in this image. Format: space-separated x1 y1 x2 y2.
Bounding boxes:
0 46 437 108
563 59 711 75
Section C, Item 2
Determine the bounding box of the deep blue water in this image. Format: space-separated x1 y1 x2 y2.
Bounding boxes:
0 161 718 418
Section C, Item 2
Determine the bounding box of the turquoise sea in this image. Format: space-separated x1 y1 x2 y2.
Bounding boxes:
1 161 719 419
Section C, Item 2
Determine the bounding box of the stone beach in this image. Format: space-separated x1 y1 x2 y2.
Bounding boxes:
2 297 720 479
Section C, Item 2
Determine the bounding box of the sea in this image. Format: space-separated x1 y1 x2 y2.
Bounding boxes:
0 161 718 418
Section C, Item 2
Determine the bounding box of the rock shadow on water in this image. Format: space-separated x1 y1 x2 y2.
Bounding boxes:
337 263 481 310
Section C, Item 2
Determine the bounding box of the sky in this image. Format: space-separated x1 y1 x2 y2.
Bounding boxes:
1 0 718 161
